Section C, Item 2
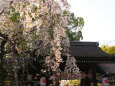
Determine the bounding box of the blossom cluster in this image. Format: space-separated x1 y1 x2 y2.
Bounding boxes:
0 0 80 81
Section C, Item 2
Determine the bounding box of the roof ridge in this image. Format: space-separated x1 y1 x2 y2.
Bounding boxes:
70 41 99 46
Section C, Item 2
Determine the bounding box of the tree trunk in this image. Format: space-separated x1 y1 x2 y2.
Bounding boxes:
10 41 19 86
0 40 7 85
13 66 19 86
11 54 19 86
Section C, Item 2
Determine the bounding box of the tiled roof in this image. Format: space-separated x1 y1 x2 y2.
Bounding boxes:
70 42 110 57
69 42 115 63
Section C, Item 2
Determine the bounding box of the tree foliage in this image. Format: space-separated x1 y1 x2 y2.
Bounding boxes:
67 13 84 41
60 80 80 86
101 45 115 55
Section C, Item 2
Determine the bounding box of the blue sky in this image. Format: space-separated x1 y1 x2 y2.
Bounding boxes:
67 0 115 45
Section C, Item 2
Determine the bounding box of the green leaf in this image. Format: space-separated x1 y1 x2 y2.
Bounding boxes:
23 4 27 8
10 12 20 23
9 6 15 12
63 10 67 15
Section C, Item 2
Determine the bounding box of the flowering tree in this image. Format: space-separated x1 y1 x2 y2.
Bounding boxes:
0 0 81 85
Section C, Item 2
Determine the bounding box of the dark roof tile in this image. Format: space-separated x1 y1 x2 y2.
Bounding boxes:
70 42 111 58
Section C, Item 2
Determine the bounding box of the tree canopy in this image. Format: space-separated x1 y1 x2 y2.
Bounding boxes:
67 13 84 41
101 45 115 55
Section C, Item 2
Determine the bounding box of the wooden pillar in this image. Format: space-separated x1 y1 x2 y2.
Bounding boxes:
80 64 91 86
80 79 85 86
91 64 97 86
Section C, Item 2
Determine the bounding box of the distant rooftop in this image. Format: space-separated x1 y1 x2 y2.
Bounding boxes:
70 41 99 46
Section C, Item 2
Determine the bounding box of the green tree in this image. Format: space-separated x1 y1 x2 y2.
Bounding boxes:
67 13 84 41
101 45 115 55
